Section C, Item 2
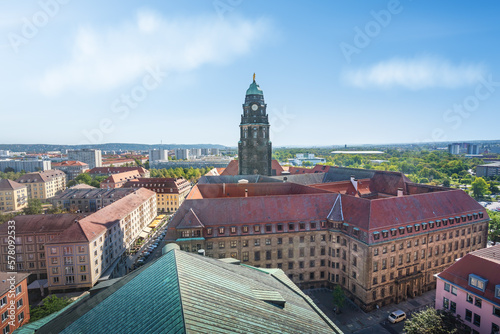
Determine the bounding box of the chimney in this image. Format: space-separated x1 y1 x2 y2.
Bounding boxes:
245 189 248 198
350 175 358 191
397 188 404 197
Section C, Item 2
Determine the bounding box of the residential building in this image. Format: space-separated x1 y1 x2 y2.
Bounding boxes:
67 149 102 169
50 188 136 213
0 179 28 212
0 189 156 290
0 214 84 281
436 245 500 334
123 177 191 212
34 246 343 333
0 272 30 333
87 167 149 178
148 149 168 163
288 153 327 166
0 150 10 157
150 158 232 170
467 144 479 155
99 171 140 189
175 149 189 160
189 148 201 158
166 168 489 311
448 143 461 155
476 162 500 178
0 160 51 173
52 161 89 180
238 75 272 175
45 188 156 292
16 170 66 200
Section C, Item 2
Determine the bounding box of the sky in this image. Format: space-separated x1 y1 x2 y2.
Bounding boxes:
1 0 500 147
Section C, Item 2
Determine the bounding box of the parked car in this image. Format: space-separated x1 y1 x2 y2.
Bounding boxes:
388 310 406 323
143 252 150 257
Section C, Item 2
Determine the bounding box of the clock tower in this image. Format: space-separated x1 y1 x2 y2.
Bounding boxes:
238 74 272 175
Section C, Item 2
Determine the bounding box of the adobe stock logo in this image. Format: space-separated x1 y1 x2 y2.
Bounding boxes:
7 0 71 54
339 0 404 64
79 66 166 145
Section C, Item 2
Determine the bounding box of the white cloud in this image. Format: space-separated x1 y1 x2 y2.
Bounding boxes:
342 56 486 90
37 10 272 96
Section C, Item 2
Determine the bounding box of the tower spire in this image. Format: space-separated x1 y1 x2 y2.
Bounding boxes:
253 73 255 82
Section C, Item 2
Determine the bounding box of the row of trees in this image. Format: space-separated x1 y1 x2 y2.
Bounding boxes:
149 167 213 182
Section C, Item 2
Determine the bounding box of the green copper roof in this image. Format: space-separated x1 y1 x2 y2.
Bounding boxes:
246 80 264 95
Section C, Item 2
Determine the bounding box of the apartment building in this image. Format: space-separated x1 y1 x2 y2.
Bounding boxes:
0 159 51 173
67 149 102 169
123 177 192 213
166 170 489 311
45 188 157 292
436 245 500 334
52 161 89 180
99 171 140 189
88 166 149 178
0 214 84 281
0 272 30 334
16 170 66 200
51 188 135 213
0 179 27 212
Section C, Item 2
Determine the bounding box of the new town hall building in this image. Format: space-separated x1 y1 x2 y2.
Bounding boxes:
165 76 489 311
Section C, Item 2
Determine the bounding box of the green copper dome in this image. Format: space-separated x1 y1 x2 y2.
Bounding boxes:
246 80 264 95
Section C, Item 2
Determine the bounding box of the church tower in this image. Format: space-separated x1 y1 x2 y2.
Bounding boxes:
238 74 272 175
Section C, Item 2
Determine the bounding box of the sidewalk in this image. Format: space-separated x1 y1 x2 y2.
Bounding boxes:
306 288 435 334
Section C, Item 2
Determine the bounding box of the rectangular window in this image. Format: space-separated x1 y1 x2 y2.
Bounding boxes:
230 241 237 248
473 313 481 327
265 238 271 245
218 227 225 234
450 301 456 313
443 297 449 309
254 225 260 232
254 251 260 261
254 239 260 246
493 306 500 318
218 242 225 249
242 252 249 262
451 285 457 295
466 293 473 303
242 226 248 233
230 226 236 234
465 309 472 322
474 297 482 308
469 274 487 291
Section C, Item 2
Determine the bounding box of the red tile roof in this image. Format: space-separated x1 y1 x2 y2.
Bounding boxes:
16 170 66 183
52 161 89 167
102 171 140 184
0 214 83 235
167 193 338 240
48 188 156 243
438 245 500 304
123 177 191 194
220 160 284 176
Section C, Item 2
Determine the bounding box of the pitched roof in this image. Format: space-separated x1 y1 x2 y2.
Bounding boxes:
16 170 66 183
52 187 135 201
0 214 83 235
220 160 284 176
167 193 337 240
437 244 500 306
101 170 140 184
69 183 96 189
88 166 148 175
38 249 342 334
52 161 89 167
0 178 26 191
48 188 156 243
0 272 30 296
176 208 204 229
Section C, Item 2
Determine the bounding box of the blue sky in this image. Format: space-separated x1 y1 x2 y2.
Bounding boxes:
1 0 499 147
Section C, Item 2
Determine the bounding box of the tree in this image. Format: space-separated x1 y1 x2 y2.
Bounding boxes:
3 167 14 173
22 199 43 215
74 173 92 185
332 285 345 312
471 177 490 198
29 295 73 322
442 178 451 187
404 307 468 334
487 210 500 242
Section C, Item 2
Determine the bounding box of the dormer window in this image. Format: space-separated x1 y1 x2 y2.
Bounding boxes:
254 225 260 233
462 215 467 222
429 221 434 228
422 223 427 230
242 226 249 233
399 227 405 235
469 274 487 292
442 219 448 226
382 230 389 238
414 224 420 232
218 227 225 235
373 232 380 240
479 212 484 219
449 217 454 224
390 228 397 236
230 226 237 234
436 220 441 227
495 285 500 299
406 225 412 233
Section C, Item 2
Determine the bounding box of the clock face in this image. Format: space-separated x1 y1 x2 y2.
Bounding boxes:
251 104 259 111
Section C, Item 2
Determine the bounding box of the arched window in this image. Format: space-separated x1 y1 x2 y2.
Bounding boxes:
253 128 257 138
244 128 248 138
262 128 266 138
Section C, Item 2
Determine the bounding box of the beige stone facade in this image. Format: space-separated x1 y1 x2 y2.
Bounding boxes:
16 170 66 201
0 179 28 212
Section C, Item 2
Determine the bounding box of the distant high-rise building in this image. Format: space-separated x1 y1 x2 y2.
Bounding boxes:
149 149 169 163
189 148 202 158
175 149 190 160
68 149 102 169
467 143 479 155
238 74 272 175
448 143 460 155
0 159 51 173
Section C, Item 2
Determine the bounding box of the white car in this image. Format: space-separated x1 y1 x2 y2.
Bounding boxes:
388 310 406 323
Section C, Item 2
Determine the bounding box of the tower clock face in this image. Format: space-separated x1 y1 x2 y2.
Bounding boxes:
251 104 259 111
